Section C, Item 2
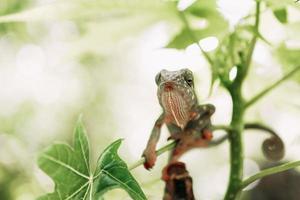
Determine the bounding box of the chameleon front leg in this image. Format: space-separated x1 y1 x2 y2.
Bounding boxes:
142 113 164 170
190 104 215 140
165 104 216 163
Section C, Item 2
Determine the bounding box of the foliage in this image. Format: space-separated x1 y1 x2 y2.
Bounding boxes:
273 8 288 24
275 44 300 82
167 0 228 49
0 0 31 38
38 118 146 200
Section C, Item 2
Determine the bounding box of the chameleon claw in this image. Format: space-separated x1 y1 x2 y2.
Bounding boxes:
202 129 213 140
144 162 153 170
142 149 157 170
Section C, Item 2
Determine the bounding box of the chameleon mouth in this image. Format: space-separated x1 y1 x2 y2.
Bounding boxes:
161 89 189 129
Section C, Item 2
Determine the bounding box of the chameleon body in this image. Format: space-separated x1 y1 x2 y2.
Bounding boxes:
143 69 215 170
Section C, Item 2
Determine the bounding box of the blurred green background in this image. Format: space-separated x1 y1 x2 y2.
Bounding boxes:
0 0 300 199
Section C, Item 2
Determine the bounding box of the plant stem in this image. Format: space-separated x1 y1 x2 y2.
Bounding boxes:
244 123 278 137
245 65 300 108
241 161 300 189
241 1 261 82
212 125 232 132
224 2 261 199
224 85 245 200
129 124 231 170
129 141 176 170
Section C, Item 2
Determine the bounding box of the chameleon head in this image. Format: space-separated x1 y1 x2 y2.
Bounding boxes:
156 69 198 129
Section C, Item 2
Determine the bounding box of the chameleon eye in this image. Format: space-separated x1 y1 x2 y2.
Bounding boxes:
185 76 193 87
155 73 161 85
186 79 193 86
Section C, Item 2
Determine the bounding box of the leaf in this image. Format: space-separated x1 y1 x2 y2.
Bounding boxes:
0 0 30 37
167 28 193 49
0 0 174 23
93 139 147 200
38 117 146 200
273 8 288 24
166 0 228 49
262 0 300 11
275 44 300 82
244 25 272 45
37 118 91 199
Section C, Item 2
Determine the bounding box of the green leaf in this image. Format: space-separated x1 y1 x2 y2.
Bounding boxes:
273 8 288 24
0 0 31 37
166 0 228 49
166 28 194 49
37 118 91 199
275 44 300 82
38 117 146 200
244 25 272 45
93 139 147 200
263 0 300 10
0 0 175 23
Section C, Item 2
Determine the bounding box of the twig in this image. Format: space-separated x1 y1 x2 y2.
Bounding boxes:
244 0 260 74
241 161 300 189
129 141 176 170
212 125 232 132
245 65 300 108
245 123 285 161
244 123 278 137
129 125 231 170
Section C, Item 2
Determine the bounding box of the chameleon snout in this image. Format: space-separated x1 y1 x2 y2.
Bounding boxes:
162 82 174 92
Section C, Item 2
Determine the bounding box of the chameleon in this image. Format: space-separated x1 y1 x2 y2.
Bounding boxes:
142 68 215 170
142 68 285 171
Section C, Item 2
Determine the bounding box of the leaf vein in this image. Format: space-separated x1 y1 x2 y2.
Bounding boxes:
102 169 145 200
79 134 90 173
65 181 89 200
42 154 89 179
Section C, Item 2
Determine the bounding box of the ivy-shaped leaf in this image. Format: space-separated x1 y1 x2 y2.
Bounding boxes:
38 117 146 200
37 119 91 200
93 140 147 200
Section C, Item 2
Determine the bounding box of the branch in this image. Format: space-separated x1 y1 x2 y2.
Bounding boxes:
212 125 232 132
245 65 300 108
244 123 278 137
241 161 300 189
129 141 176 170
129 125 231 170
238 1 261 84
